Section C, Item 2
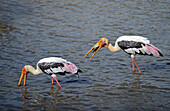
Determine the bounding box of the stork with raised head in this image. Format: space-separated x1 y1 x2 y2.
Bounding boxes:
84 36 163 73
18 57 82 87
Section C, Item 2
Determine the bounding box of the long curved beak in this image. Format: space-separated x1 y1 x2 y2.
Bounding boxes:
84 39 103 61
18 67 27 86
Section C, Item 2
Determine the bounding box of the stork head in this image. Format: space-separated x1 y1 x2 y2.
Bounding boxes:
84 37 109 61
18 66 28 86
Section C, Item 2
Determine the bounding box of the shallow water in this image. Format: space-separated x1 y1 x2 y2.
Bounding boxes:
0 0 170 110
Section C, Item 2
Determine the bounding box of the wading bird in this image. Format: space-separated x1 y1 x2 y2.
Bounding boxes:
84 36 163 73
18 57 82 87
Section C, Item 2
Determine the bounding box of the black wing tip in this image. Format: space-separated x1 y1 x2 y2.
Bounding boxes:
158 51 164 57
160 54 163 57
78 69 83 73
74 69 83 74
74 69 83 78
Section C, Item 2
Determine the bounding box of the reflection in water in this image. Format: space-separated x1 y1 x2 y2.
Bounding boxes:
132 72 141 80
19 86 62 99
132 72 142 88
117 74 142 88
50 86 61 93
18 85 61 107
18 86 32 105
130 79 142 88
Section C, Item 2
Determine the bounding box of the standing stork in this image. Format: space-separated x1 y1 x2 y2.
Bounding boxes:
18 57 82 87
84 36 163 73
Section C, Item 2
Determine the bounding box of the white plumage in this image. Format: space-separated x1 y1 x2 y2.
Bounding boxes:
18 57 82 87
115 36 162 57
37 57 67 65
116 36 150 44
85 36 163 74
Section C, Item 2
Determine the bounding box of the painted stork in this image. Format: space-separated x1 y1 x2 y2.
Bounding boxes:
84 36 163 73
18 57 82 87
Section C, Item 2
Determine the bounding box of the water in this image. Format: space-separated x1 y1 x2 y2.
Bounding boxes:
0 0 170 110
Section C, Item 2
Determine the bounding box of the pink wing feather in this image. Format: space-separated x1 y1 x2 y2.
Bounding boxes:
143 44 163 57
63 62 79 74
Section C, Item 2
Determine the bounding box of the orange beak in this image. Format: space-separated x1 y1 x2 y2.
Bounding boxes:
84 39 103 61
18 67 27 86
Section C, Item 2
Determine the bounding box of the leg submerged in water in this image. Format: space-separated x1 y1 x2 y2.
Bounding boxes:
54 77 61 87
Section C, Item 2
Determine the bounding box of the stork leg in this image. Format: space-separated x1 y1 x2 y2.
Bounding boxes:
133 58 141 73
51 77 53 85
132 58 135 72
54 77 61 87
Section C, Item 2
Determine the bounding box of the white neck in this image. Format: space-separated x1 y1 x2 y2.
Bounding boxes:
107 43 121 52
25 65 42 75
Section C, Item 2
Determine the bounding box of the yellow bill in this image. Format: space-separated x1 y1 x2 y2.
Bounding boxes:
18 67 27 86
84 39 103 61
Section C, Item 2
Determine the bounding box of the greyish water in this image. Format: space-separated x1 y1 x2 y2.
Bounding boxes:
0 0 170 110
